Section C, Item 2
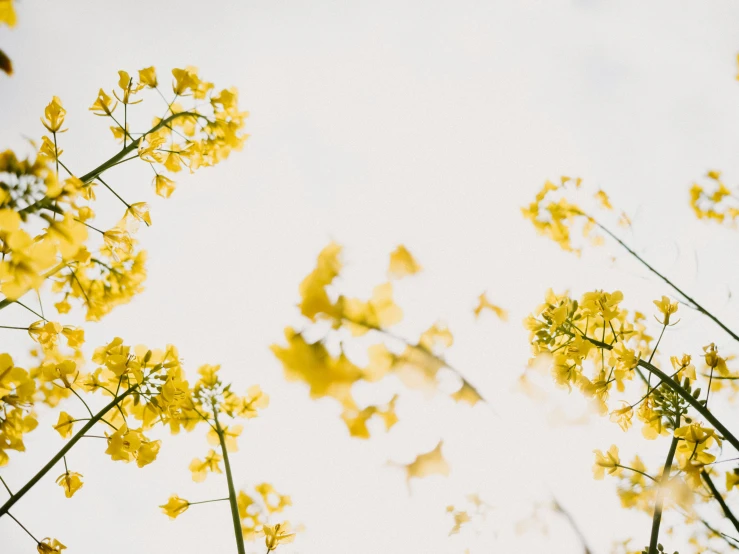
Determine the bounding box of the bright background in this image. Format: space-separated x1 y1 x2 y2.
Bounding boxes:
2 1 739 552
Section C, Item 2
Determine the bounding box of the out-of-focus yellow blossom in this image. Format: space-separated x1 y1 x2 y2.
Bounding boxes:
341 396 398 438
404 441 450 482
594 189 613 210
297 241 342 321
341 282 403 335
593 445 621 480
153 174 176 198
56 471 83 498
0 0 17 27
637 398 666 440
28 321 62 350
674 423 721 467
207 424 242 452
387 244 422 278
727 469 739 491
451 381 483 406
221 385 269 419
160 495 190 519
256 482 292 514
473 291 508 320
189 449 222 482
670 354 696 381
610 403 634 431
272 328 361 409
703 342 729 375
690 170 739 224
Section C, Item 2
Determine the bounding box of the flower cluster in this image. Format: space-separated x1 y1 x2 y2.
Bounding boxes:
689 170 739 225
272 242 486 441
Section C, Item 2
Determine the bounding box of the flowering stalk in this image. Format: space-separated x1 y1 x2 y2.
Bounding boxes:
213 405 246 554
17 110 203 219
585 336 739 452
648 434 679 554
0 384 138 518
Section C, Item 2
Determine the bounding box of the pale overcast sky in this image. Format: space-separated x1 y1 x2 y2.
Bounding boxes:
2 1 739 553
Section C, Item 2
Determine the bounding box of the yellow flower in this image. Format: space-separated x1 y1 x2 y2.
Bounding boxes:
54 298 71 314
56 471 83 498
171 66 200 95
473 292 508 320
594 189 613 210
160 495 190 519
669 354 696 380
262 521 296 551
207 424 243 452
126 202 152 227
138 66 158 88
653 295 678 325
54 412 75 439
41 96 67 133
592 445 621 480
136 439 161 468
675 423 721 466
727 469 739 491
61 326 84 348
105 425 161 466
37 538 66 554
703 342 728 374
189 449 222 482
28 320 62 349
138 130 167 163
404 441 450 482
610 403 634 431
387 245 422 278
580 290 623 321
0 0 17 28
113 70 144 104
153 174 176 198
89 88 117 116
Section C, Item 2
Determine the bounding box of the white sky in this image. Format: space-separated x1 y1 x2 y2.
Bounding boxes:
2 1 739 553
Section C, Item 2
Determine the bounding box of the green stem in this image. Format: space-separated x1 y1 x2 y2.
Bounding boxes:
0 475 12 495
213 407 246 554
616 464 656 482
7 511 40 544
17 111 202 219
648 434 680 554
189 497 230 506
14 300 46 321
0 384 137 518
590 217 739 344
585 336 739 452
701 470 739 534
551 497 593 554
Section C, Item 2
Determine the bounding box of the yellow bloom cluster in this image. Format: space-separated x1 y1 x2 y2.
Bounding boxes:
272 242 480 440
689 170 739 225
0 66 247 322
525 285 739 552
